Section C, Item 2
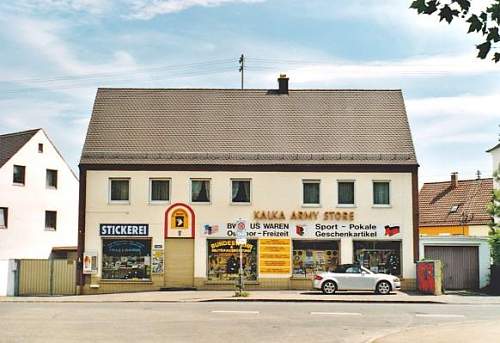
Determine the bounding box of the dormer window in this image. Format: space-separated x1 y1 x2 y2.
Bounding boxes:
449 205 459 213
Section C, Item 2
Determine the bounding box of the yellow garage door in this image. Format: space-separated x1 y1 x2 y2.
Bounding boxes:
164 239 194 288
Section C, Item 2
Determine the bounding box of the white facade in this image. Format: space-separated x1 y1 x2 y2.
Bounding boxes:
83 169 416 289
0 130 78 260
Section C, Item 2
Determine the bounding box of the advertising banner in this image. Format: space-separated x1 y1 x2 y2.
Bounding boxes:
83 251 98 274
259 239 291 274
202 222 401 240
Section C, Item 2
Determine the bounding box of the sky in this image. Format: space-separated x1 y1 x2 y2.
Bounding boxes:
0 0 498 184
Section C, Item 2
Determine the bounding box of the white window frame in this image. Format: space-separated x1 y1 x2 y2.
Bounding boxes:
372 180 392 208
302 179 321 207
336 180 356 208
45 210 57 231
46 169 58 189
190 178 211 204
149 178 171 204
12 164 26 186
230 178 252 205
108 178 131 204
0 207 7 229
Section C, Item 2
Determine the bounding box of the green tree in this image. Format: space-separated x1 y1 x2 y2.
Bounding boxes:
488 167 500 264
410 0 500 62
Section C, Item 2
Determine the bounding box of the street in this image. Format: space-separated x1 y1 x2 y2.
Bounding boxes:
0 302 499 343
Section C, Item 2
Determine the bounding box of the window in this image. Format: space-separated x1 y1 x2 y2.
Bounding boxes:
231 179 251 203
0 208 7 229
292 240 339 277
373 181 390 205
110 178 130 202
303 180 320 205
150 179 170 202
353 241 401 276
191 179 210 203
45 211 57 230
13 165 25 185
345 265 361 274
450 205 459 213
46 169 58 189
102 238 151 280
38 143 43 153
338 181 354 205
207 239 257 281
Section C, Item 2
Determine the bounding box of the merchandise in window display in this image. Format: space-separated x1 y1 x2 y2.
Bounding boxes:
355 248 401 276
102 239 151 280
207 240 257 281
292 249 338 277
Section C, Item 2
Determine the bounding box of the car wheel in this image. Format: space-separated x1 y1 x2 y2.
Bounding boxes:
376 281 391 295
321 280 336 295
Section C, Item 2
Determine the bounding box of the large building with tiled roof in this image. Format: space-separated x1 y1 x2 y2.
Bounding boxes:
78 76 419 294
419 173 493 290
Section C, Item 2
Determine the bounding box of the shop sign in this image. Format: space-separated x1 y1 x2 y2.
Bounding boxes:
259 239 291 274
202 222 401 239
100 224 149 236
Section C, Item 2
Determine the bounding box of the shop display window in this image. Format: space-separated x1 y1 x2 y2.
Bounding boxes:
292 240 339 277
102 238 151 280
353 241 401 276
207 239 257 281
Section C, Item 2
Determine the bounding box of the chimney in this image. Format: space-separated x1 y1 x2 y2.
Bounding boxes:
278 74 289 94
450 172 458 189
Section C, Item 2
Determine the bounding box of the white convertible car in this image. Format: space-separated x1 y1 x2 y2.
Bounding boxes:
313 264 401 295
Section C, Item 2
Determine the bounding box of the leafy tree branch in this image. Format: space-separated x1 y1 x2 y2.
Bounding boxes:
410 0 500 62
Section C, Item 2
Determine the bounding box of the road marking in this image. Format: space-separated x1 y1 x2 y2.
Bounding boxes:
416 314 465 318
310 312 362 316
211 310 259 314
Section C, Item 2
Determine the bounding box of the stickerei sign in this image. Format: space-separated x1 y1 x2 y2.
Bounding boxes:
202 222 401 239
100 224 149 236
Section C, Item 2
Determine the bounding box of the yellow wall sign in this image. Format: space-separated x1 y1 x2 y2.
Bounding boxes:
171 209 188 230
259 239 291 274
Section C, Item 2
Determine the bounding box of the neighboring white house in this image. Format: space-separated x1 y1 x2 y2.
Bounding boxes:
0 129 78 295
488 142 500 189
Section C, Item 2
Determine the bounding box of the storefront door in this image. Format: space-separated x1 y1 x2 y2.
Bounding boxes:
164 239 194 288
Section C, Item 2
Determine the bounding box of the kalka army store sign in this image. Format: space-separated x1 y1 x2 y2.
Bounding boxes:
203 222 402 239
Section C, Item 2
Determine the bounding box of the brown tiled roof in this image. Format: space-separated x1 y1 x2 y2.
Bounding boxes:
80 88 417 165
0 129 40 168
419 178 493 227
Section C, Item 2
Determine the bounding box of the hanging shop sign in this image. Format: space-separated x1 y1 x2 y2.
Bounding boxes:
165 203 195 238
100 224 149 236
259 239 291 274
201 222 402 239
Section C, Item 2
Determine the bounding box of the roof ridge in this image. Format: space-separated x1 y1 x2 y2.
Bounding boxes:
422 178 493 185
0 128 41 138
97 87 402 92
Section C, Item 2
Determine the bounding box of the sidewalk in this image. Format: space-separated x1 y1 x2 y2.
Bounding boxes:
1 290 500 304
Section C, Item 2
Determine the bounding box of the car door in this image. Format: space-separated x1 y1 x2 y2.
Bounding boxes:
344 266 364 290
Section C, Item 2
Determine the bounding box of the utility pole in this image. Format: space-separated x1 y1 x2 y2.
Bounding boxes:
239 54 245 90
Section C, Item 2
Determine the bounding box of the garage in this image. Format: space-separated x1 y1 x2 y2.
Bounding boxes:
424 246 479 290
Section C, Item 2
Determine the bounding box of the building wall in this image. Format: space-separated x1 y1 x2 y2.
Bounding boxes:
420 225 489 237
0 260 16 296
83 169 416 292
0 130 78 259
